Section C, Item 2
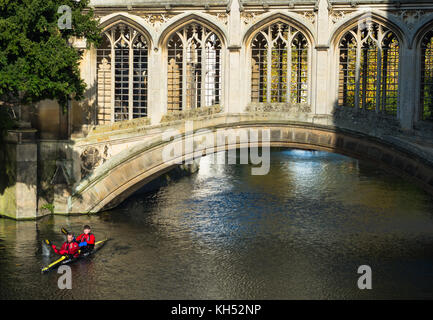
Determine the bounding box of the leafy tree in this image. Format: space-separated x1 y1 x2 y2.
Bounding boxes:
0 0 101 112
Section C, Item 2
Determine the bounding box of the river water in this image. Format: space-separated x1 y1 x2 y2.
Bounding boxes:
1 149 433 299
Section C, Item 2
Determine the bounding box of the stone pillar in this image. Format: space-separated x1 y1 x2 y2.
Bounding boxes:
314 0 331 115
0 129 38 219
226 0 243 113
398 46 416 130
148 49 164 124
76 40 96 128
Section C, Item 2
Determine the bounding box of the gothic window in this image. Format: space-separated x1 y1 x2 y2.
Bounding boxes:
251 22 309 104
167 23 222 112
338 21 400 116
421 30 433 121
96 24 148 123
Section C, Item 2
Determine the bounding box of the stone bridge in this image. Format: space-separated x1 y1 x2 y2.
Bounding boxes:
68 109 433 214
2 0 433 219
2 107 433 220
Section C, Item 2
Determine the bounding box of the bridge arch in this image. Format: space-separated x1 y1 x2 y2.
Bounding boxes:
70 122 433 214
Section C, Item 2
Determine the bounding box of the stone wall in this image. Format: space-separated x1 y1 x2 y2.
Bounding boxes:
0 130 37 219
66 0 433 132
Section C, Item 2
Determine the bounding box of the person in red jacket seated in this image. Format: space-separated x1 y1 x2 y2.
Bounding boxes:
76 225 95 254
51 233 80 258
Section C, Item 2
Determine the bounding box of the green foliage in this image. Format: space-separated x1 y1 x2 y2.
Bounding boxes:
423 40 433 121
0 0 101 108
41 202 55 214
0 107 17 138
339 37 400 115
257 48 309 104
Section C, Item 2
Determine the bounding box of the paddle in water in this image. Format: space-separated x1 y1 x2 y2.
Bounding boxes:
43 239 55 255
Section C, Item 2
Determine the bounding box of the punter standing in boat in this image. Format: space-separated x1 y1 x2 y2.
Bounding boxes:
76 225 95 254
51 233 80 258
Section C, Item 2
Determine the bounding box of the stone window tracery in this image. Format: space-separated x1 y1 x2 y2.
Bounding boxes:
167 23 222 112
250 22 309 104
96 24 149 123
338 21 400 115
421 30 433 121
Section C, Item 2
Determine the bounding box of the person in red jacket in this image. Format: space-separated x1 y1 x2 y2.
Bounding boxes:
51 233 80 258
76 225 95 254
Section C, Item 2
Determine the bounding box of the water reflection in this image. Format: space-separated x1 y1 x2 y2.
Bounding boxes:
1 149 433 299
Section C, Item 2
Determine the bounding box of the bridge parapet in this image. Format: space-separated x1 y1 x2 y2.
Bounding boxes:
73 105 428 150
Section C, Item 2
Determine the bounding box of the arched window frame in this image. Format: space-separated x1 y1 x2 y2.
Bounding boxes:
96 23 150 123
248 21 311 104
420 29 433 122
337 20 401 116
165 22 223 112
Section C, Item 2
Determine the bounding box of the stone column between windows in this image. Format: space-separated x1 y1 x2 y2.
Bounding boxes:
398 46 416 131
314 0 331 115
226 0 244 113
148 48 164 125
76 40 97 128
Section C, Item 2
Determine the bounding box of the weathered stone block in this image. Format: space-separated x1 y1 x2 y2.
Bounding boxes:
294 132 307 143
381 153 394 165
393 156 406 170
0 135 38 219
367 146 382 160
319 134 332 147
271 129 281 141
404 164 416 176
355 142 369 155
336 137 345 149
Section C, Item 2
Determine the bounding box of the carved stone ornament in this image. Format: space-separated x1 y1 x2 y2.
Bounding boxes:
142 14 172 27
390 10 429 30
240 12 264 25
80 145 111 178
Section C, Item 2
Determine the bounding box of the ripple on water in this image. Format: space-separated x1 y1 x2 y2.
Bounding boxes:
1 149 433 299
